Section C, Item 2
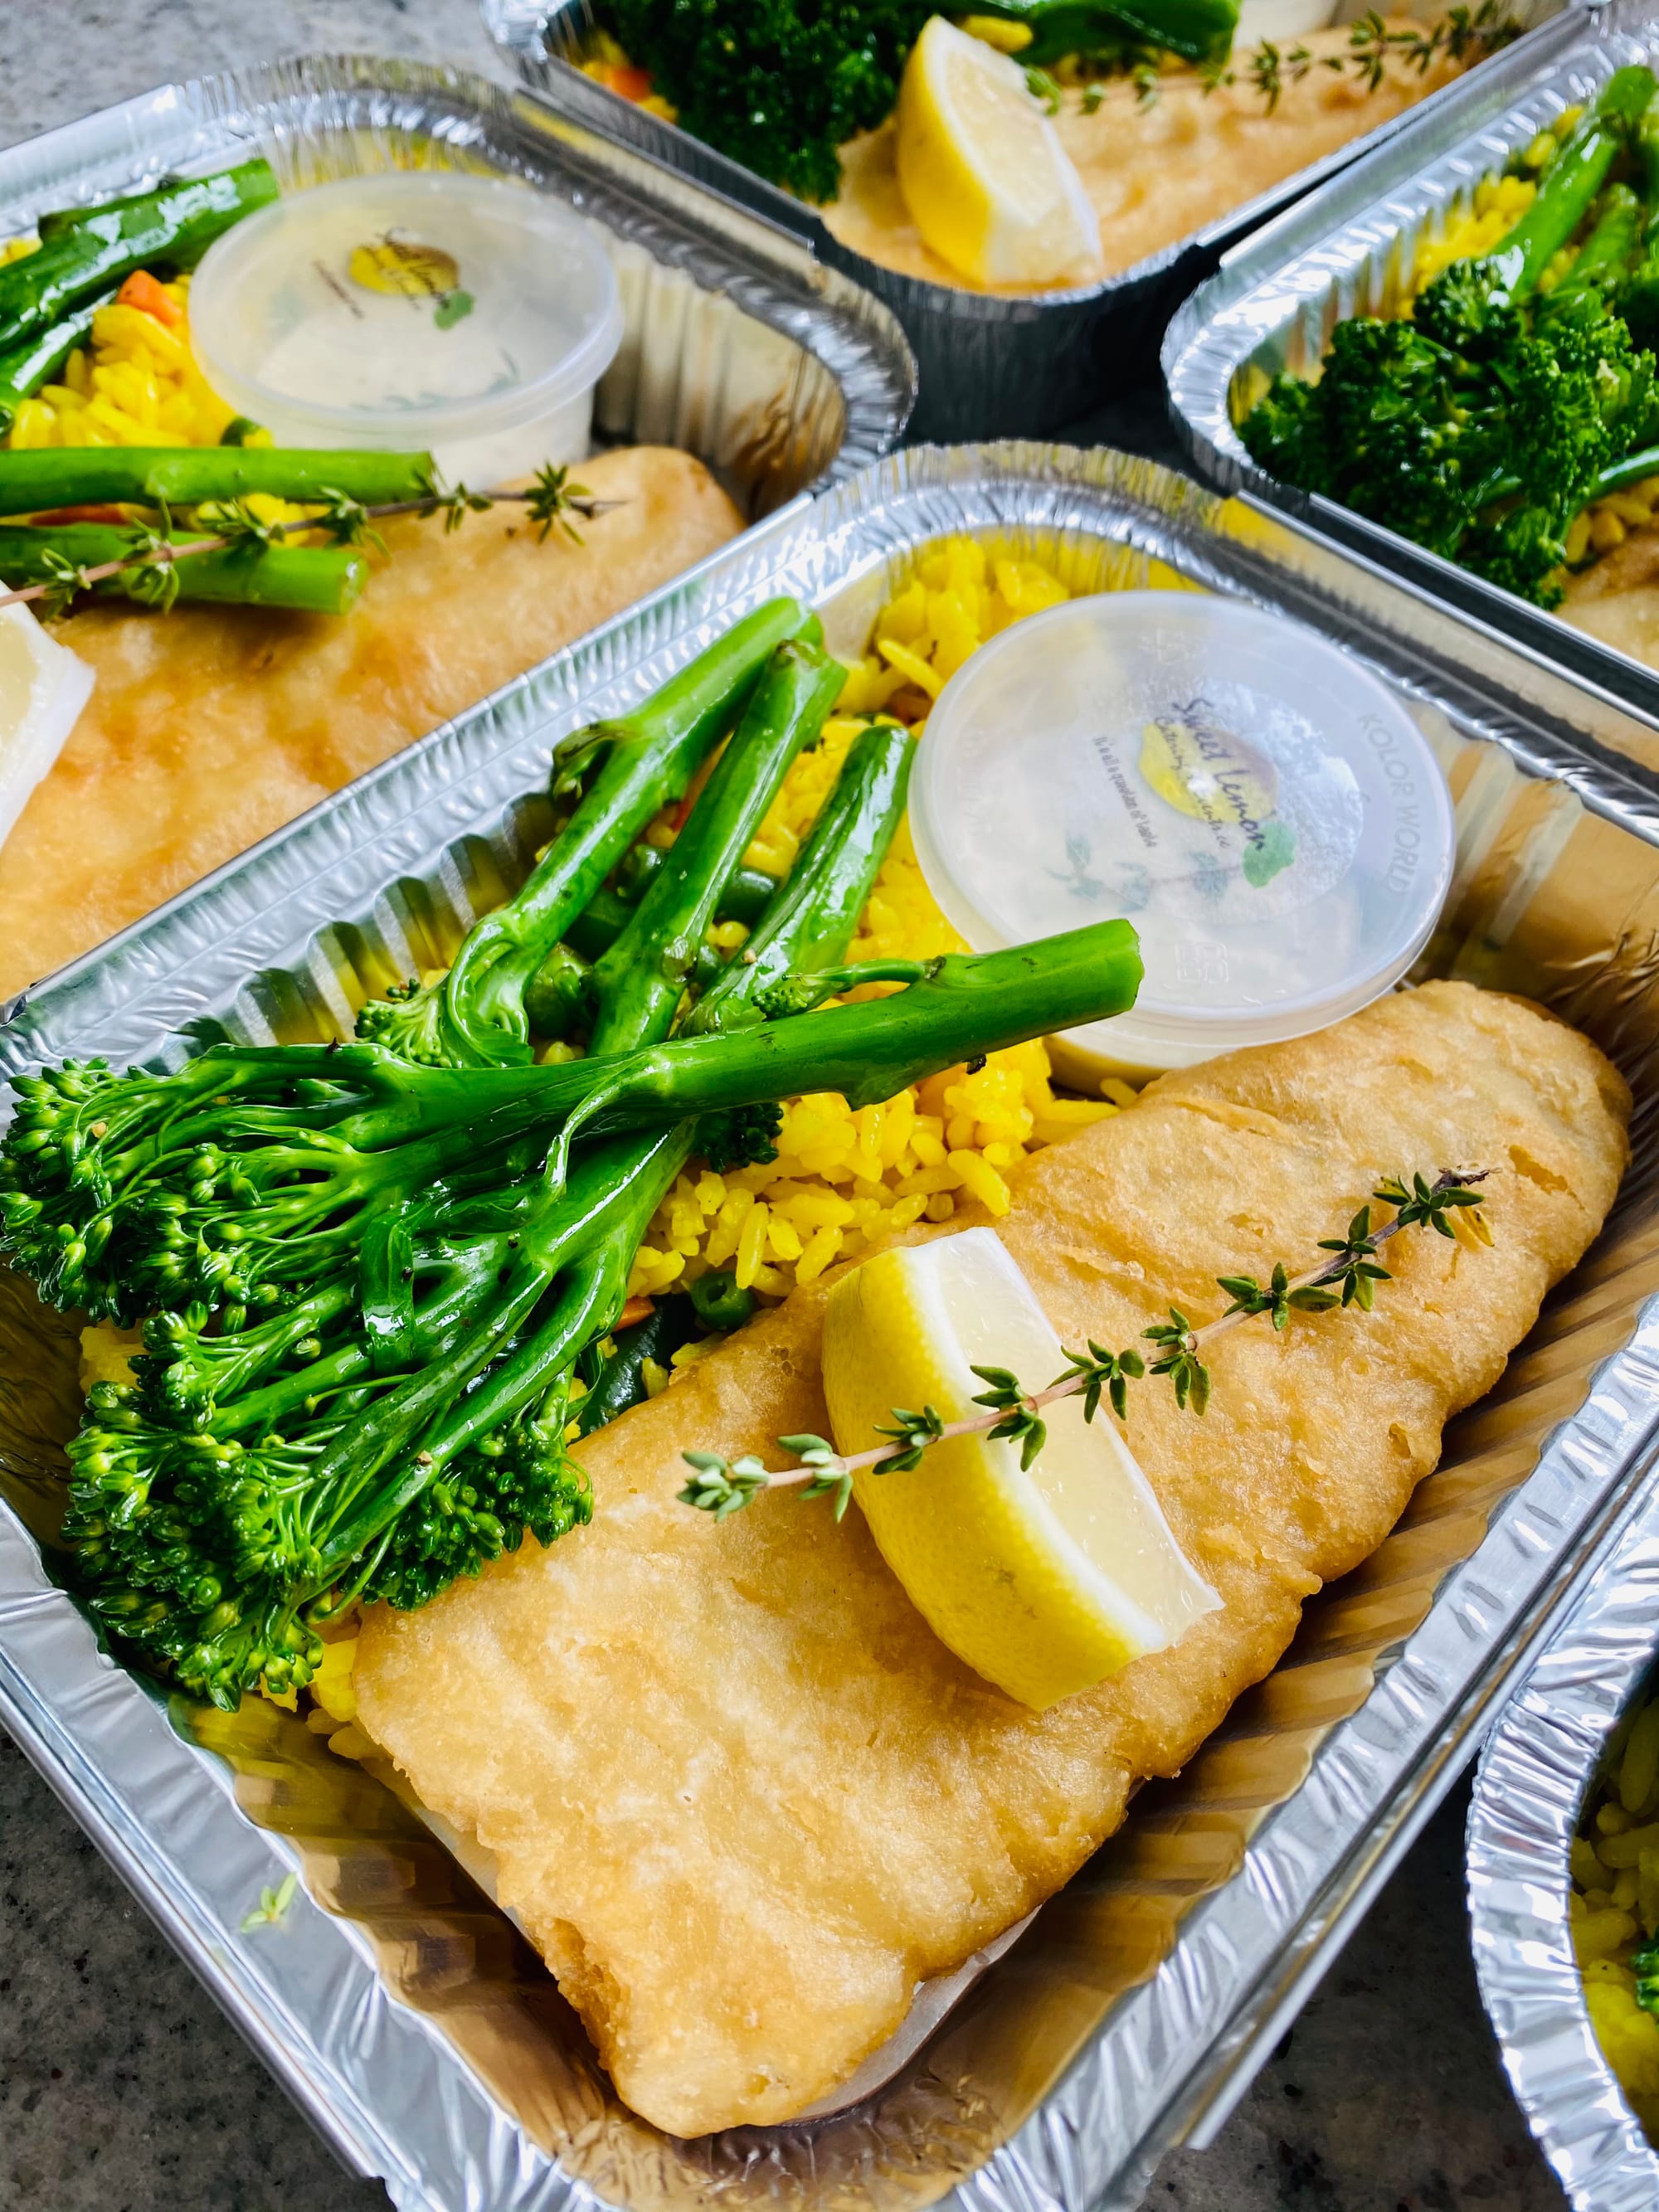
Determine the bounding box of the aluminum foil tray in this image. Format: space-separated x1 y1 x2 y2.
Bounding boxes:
9 441 1659 2212
1163 0 1659 724
0 52 916 521
481 0 1570 444
1470 1471 1659 2212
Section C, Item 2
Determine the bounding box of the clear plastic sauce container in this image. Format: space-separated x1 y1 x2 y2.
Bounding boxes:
910 591 1455 1082
188 172 624 484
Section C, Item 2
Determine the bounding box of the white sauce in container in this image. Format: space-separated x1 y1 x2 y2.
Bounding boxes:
909 591 1455 1080
188 173 623 484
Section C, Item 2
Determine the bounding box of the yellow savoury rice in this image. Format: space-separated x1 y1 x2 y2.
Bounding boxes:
1571 1686 1659 2141
0 241 236 451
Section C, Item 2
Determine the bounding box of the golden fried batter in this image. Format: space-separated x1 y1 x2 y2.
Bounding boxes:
354 982 1629 2136
0 446 744 999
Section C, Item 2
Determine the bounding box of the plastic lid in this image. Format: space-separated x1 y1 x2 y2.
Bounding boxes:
910 591 1455 1075
188 172 623 452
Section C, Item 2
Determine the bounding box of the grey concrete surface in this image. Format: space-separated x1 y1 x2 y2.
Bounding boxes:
0 7 1568 2208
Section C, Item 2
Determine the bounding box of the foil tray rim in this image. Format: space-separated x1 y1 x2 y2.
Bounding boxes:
8 440 1659 2212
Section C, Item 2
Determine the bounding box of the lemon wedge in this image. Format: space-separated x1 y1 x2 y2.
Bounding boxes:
0 602 93 853
894 15 1102 289
822 1228 1219 1709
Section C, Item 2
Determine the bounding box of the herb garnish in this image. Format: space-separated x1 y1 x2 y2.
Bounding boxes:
679 1169 1490 1519
1204 0 1516 112
9 462 615 622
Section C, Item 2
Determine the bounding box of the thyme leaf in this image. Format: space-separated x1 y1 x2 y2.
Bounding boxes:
680 1167 1491 1514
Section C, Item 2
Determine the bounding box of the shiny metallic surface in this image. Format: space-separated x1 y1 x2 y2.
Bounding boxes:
0 52 915 519
1163 0 1659 723
1468 1460 1659 2210
482 0 1572 443
8 442 1659 2211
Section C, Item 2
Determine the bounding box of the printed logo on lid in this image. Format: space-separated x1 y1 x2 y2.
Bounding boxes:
348 234 474 328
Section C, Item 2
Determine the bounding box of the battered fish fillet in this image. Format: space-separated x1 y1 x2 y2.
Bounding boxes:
0 446 744 999
354 982 1629 2137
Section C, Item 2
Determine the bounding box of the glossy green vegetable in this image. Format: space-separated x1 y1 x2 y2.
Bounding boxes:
587 636 843 1055
0 521 367 615
1241 67 1659 609
357 598 818 1066
0 443 431 517
0 158 278 352
0 292 111 435
688 1269 757 1332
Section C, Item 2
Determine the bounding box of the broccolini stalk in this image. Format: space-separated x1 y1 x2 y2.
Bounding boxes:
3 919 1146 1325
1416 67 1657 350
684 719 911 1033
0 522 369 617
542 857 786 1032
586 636 845 1055
551 920 1146 1174
358 596 819 1067
1553 182 1644 299
0 292 112 436
0 159 279 353
0 443 432 516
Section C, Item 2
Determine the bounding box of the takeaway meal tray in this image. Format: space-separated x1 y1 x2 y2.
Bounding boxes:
482 0 1574 442
1163 0 1659 728
8 440 1659 2210
0 51 915 528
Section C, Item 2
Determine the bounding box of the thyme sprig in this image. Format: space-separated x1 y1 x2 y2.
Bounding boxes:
7 461 618 620
678 1168 1489 1520
1203 0 1516 113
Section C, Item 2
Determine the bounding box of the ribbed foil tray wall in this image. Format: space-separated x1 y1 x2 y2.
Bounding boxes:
1163 0 1659 722
8 445 1659 2212
482 0 1571 442
0 53 916 523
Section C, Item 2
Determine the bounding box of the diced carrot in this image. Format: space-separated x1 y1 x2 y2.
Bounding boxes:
606 64 654 101
115 270 182 326
615 1296 655 1329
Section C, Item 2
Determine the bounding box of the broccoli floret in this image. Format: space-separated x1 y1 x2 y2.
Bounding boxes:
1237 369 1333 498
606 0 1236 201
693 1102 784 1171
353 974 454 1067
1240 66 1659 608
1241 244 1659 609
